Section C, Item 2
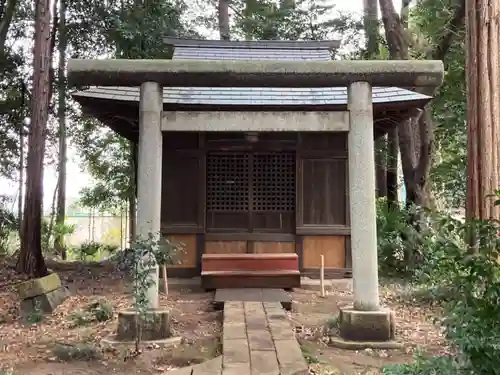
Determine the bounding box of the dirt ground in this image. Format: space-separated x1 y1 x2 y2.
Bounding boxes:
0 258 449 375
0 259 221 375
290 282 449 374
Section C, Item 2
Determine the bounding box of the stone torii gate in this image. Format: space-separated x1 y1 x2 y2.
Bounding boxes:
67 58 444 343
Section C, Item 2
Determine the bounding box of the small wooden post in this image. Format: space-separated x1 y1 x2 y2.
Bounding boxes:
320 254 325 297
162 264 168 296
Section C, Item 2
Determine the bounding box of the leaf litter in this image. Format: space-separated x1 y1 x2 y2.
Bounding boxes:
0 258 220 375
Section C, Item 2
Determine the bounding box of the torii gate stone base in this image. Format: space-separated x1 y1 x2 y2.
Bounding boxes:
67 58 444 347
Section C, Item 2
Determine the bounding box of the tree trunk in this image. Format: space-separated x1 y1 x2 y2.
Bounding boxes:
218 0 230 40
378 0 407 205
54 0 67 259
363 0 379 58
379 0 465 208
128 196 136 244
386 129 399 204
363 0 387 198
375 136 388 198
18 83 26 238
129 141 137 243
465 0 500 220
17 0 51 278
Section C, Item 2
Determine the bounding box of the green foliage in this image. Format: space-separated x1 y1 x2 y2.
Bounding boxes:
117 232 183 352
382 353 461 375
0 196 17 255
411 0 466 208
25 300 44 324
70 299 114 327
41 218 76 254
376 199 433 277
155 237 185 266
73 241 101 260
438 218 500 374
379 192 500 374
70 241 117 261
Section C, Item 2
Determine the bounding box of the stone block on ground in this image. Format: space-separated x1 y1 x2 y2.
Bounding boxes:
20 286 69 317
17 272 62 299
338 306 395 342
247 330 274 351
274 339 309 375
222 362 251 375
249 350 280 375
223 322 247 340
222 338 250 364
116 308 171 341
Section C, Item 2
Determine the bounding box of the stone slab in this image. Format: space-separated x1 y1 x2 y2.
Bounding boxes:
215 288 292 311
268 321 296 341
20 285 69 317
339 306 396 342
247 330 274 351
194 356 222 375
274 339 308 375
245 316 268 331
250 351 280 375
223 338 250 364
222 362 251 375
223 322 247 340
18 273 62 299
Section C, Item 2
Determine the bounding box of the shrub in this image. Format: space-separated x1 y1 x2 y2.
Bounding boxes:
0 196 18 256
382 354 461 375
69 299 114 327
439 218 500 375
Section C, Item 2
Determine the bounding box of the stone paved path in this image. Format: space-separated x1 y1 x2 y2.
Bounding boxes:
167 301 308 375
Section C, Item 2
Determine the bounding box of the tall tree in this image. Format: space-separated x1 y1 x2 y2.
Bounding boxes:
218 0 230 40
54 0 67 258
378 0 465 207
465 0 500 220
17 0 51 277
362 0 388 198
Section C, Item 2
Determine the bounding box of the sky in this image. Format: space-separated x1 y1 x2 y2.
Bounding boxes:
0 0 402 213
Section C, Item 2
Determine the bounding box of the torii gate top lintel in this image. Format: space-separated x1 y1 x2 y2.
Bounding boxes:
66 59 444 90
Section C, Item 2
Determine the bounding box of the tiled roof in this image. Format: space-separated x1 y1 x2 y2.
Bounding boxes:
74 86 430 105
173 47 331 60
167 37 336 60
73 38 432 106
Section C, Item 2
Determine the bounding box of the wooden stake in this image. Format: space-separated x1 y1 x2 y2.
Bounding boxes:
162 264 168 296
320 254 325 297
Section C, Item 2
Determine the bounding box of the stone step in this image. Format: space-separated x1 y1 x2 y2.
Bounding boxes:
202 253 299 272
201 270 300 289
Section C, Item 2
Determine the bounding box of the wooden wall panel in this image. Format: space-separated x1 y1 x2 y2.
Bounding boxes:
205 241 247 254
303 235 345 268
301 159 347 226
166 234 197 268
253 241 295 254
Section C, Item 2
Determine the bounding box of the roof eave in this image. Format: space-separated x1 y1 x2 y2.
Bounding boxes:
163 37 341 50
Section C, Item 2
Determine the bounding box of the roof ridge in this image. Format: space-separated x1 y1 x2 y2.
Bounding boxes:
163 37 340 50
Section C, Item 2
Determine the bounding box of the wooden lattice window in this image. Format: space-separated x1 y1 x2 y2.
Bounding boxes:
252 153 295 212
207 153 249 211
207 152 295 213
